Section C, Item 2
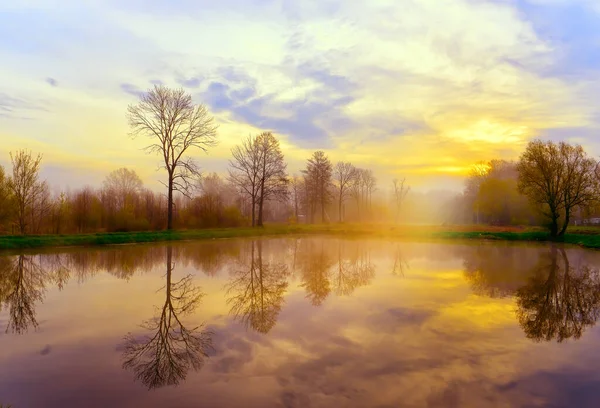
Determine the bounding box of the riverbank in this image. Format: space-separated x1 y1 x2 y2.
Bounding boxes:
1 224 600 251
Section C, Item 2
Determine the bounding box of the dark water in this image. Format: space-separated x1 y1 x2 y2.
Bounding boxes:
2 237 600 408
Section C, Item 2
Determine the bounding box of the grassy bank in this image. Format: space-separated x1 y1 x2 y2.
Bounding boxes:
1 224 600 251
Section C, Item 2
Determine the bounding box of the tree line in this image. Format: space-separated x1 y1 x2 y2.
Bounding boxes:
1 84 599 236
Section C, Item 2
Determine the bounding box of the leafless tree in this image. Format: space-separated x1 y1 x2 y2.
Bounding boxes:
303 151 333 223
333 162 357 222
127 85 218 230
289 174 302 221
9 150 44 234
392 177 410 223
229 132 288 227
350 168 364 221
228 135 261 226
255 132 288 227
363 169 377 215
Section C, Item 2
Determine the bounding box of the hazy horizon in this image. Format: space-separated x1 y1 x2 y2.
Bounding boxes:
2 0 600 194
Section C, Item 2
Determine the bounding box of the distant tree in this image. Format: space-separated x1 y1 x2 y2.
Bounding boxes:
255 132 288 227
363 169 377 214
228 135 261 226
303 151 333 223
103 168 143 211
392 177 410 223
127 85 218 230
465 161 491 224
517 140 599 237
289 174 302 221
333 162 357 222
8 150 44 234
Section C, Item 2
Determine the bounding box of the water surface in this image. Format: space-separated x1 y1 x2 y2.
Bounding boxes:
2 237 600 407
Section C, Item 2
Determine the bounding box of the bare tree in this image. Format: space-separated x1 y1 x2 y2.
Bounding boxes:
256 132 288 227
228 135 261 226
333 162 356 222
517 140 599 237
350 168 364 221
392 177 410 223
9 150 44 234
303 151 333 223
289 174 301 221
103 168 143 211
127 85 218 230
363 169 377 215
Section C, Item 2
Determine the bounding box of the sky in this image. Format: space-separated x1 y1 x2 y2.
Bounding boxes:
1 0 599 193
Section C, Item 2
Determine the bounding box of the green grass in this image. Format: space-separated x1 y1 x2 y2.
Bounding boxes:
1 223 600 251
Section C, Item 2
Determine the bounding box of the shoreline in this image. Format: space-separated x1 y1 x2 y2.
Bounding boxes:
1 224 599 251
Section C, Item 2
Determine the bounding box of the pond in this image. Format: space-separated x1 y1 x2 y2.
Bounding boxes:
1 237 600 408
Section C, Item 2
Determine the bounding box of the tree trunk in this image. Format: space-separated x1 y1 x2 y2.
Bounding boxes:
321 190 326 223
167 175 174 230
257 192 264 227
294 195 298 220
550 215 559 237
559 211 570 236
338 191 343 223
251 196 256 227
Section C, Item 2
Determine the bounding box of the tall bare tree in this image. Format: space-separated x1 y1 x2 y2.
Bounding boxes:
392 177 410 223
517 140 599 237
363 169 377 215
228 135 261 226
127 85 218 230
9 150 44 234
333 162 356 222
255 132 288 227
303 151 333 223
289 174 301 221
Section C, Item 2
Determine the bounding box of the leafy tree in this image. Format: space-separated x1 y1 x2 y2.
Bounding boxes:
517 140 599 236
8 150 44 234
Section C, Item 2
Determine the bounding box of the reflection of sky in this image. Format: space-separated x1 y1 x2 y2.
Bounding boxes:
2 238 600 407
1 0 600 191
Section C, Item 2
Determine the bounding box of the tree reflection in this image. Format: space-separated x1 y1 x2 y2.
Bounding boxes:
516 246 600 342
332 241 375 296
298 240 376 305
463 245 539 298
299 240 335 306
122 246 213 389
0 254 68 334
226 240 288 334
391 244 409 277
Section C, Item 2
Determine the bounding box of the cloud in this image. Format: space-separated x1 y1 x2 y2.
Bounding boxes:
1 0 600 190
